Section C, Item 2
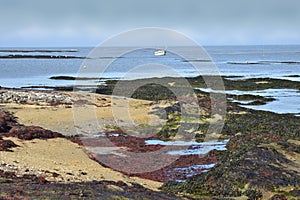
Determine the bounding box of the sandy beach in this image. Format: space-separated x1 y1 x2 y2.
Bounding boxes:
1 89 163 136
0 137 162 190
0 89 165 191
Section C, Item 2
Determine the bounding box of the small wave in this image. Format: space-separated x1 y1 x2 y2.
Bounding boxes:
227 61 300 65
91 56 124 59
275 61 300 64
227 61 260 65
182 59 211 62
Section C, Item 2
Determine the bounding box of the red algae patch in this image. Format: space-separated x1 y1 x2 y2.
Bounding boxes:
0 137 162 191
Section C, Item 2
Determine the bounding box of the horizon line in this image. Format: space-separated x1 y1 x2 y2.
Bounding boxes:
1 43 300 48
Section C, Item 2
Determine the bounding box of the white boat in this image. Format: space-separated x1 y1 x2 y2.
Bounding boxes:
154 49 166 56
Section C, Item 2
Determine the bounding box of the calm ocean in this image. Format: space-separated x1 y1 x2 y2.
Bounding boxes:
0 45 299 115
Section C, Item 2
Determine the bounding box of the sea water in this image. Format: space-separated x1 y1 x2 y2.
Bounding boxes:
0 45 299 114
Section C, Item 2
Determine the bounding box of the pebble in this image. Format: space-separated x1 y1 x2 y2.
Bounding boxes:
106 184 125 192
0 90 74 105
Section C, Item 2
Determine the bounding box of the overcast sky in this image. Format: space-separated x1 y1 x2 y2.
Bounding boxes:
1 0 300 47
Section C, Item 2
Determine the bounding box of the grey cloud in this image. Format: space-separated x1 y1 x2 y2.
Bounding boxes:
1 0 300 46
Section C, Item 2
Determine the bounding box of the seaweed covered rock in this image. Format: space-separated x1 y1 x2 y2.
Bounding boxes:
8 126 64 140
0 110 17 133
222 109 300 140
0 137 18 151
269 194 288 200
162 137 300 198
0 170 190 200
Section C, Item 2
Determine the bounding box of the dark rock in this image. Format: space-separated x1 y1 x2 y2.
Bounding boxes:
0 170 190 199
269 194 288 200
50 76 76 80
38 176 48 185
243 189 263 200
52 172 60 178
0 137 18 151
50 76 99 81
0 110 17 133
8 126 64 140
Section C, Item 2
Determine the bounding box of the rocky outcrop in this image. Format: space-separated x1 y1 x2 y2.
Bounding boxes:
0 170 189 199
0 90 73 105
7 126 64 140
0 110 17 133
0 137 18 151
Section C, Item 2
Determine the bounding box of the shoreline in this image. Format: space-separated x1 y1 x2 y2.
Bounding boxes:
4 74 298 115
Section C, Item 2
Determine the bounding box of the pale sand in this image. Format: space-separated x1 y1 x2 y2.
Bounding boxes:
255 81 269 84
1 92 164 136
0 92 169 190
0 137 162 191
